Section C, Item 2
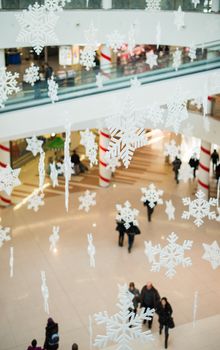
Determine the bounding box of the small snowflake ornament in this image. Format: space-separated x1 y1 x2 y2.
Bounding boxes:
80 129 98 167
145 0 161 10
179 163 193 182
87 233 96 268
26 136 44 156
164 140 181 162
16 2 59 55
80 46 96 71
0 165 21 196
94 284 154 350
49 161 59 187
0 225 11 248
27 191 45 212
0 67 20 108
23 63 40 86
144 232 193 278
146 50 158 69
174 6 185 30
48 76 58 103
116 200 139 230
79 190 96 212
165 200 175 221
140 183 163 208
107 30 125 53
202 241 220 269
49 226 60 251
172 48 182 71
182 190 217 227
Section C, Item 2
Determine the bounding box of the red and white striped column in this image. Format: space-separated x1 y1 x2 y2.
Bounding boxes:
197 140 211 199
99 129 111 187
0 142 12 206
100 45 112 79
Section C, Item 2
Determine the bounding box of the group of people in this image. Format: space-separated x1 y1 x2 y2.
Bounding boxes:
129 281 174 349
27 318 78 350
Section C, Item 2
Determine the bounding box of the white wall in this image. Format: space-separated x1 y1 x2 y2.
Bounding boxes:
0 10 220 49
0 68 220 144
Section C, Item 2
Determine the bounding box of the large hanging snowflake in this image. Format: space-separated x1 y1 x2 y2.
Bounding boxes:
174 6 185 31
172 48 182 71
202 241 220 270
106 97 147 168
182 190 217 227
94 284 154 350
145 104 164 128
80 129 98 167
116 201 139 230
80 46 96 71
0 165 21 196
164 140 181 162
0 225 11 248
144 232 193 278
23 63 39 86
145 0 161 10
107 30 125 53
140 183 163 208
49 161 59 187
179 164 193 183
145 50 158 69
0 67 20 108
27 191 45 212
16 2 59 55
78 190 96 212
87 233 96 268
165 89 188 134
26 136 44 156
48 76 58 103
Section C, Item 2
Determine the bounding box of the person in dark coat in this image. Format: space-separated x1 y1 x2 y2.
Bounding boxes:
211 149 219 173
143 200 157 222
172 156 182 184
72 344 78 350
128 282 140 315
216 162 220 182
156 297 173 349
27 339 43 350
189 154 199 179
140 282 160 329
126 222 140 253
44 318 59 350
44 63 53 81
116 220 126 247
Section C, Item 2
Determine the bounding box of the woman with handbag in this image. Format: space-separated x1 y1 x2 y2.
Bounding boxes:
156 297 173 349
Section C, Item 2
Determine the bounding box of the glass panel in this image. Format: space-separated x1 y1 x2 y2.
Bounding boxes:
2 0 19 9
64 0 101 9
112 0 145 9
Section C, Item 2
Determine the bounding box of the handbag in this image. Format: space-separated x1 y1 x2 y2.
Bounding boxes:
168 316 175 329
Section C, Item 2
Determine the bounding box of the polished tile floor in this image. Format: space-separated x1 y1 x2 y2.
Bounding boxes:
0 132 219 350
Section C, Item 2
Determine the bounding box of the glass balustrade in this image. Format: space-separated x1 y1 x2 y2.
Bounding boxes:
1 42 220 113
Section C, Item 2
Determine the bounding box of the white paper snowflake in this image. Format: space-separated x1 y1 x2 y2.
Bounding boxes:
145 0 161 10
188 45 196 62
38 151 45 193
48 76 58 103
16 2 59 55
79 190 96 212
106 97 147 168
146 50 158 69
87 233 96 268
164 140 181 162
116 200 139 230
0 225 11 248
0 67 20 108
156 22 161 49
165 200 175 221
192 0 200 8
165 89 188 134
202 241 220 269
9 246 14 278
0 165 21 196
144 232 193 278
94 284 154 350
49 226 60 251
174 6 185 30
23 63 40 86
179 163 193 183
107 30 125 53
130 76 141 89
172 48 182 71
96 73 105 88
182 190 217 227
80 129 98 167
141 183 164 208
49 161 59 187
27 191 45 212
104 153 121 172
145 104 164 128
26 136 44 156
41 271 49 314
80 46 96 71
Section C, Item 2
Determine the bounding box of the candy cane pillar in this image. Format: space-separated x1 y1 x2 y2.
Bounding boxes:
99 129 111 187
0 142 12 206
100 45 112 79
197 140 211 199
